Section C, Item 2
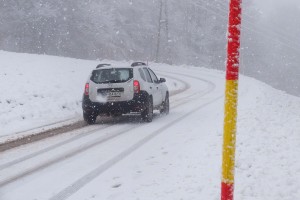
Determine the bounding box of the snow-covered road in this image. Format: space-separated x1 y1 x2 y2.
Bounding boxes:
1 51 300 200
0 65 225 200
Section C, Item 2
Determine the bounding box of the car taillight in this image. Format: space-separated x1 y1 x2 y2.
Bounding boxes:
84 83 89 95
133 80 140 93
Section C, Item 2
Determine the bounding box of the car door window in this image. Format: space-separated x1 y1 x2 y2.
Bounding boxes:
148 68 159 83
138 68 146 81
143 68 153 83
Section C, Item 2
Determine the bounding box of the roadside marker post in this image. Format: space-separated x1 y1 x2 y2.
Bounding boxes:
221 0 242 200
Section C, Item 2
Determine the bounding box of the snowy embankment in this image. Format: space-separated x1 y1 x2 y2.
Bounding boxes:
236 78 300 199
0 51 95 136
0 51 300 199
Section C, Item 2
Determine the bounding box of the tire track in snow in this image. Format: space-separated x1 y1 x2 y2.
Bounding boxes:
0 124 139 188
0 124 112 171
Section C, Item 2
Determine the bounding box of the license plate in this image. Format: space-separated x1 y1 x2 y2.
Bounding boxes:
109 92 121 97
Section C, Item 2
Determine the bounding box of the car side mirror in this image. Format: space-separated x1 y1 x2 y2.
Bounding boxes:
159 78 166 83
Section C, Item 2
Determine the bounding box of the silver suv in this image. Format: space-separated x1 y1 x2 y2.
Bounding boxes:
82 62 169 124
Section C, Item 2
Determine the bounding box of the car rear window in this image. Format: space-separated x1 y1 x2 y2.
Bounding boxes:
91 68 133 84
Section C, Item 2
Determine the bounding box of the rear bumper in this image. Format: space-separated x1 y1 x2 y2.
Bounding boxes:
82 92 148 115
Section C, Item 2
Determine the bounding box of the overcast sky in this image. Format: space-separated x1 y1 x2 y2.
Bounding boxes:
251 0 300 38
254 0 300 9
253 0 300 17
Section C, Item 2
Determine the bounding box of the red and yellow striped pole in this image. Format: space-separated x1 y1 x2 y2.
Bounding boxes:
221 0 242 200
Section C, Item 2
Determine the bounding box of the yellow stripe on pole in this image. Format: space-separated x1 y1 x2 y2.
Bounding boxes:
222 79 238 183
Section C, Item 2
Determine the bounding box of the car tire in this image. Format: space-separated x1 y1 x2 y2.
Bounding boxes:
83 111 97 124
141 96 153 122
160 93 169 115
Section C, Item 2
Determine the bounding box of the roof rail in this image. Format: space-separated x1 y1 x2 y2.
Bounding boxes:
131 62 147 67
96 63 111 68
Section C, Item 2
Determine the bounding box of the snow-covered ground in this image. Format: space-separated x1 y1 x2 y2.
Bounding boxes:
0 51 300 199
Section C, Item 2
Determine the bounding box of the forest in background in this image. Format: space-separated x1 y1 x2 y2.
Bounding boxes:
0 0 299 96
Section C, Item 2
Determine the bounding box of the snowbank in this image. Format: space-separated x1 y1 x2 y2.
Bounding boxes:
236 77 300 199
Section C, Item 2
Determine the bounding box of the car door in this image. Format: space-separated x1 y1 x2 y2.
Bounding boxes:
147 68 163 106
142 68 157 105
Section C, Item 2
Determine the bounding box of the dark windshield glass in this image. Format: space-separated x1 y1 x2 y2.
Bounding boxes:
91 68 133 84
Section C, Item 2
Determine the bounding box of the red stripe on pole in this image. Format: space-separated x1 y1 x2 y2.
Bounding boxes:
226 0 242 81
221 182 234 200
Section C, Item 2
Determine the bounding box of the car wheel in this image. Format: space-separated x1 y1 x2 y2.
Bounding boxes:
83 111 97 124
141 96 153 122
160 93 169 115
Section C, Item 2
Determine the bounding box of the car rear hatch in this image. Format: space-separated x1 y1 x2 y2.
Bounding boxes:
89 68 134 103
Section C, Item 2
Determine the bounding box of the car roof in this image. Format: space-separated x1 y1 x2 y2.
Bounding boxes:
94 65 131 70
94 63 148 70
